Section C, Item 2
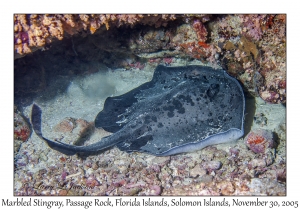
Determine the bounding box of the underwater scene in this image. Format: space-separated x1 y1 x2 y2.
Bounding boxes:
14 14 286 196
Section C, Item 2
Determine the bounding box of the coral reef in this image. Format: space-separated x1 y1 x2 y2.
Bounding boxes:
14 14 286 103
14 14 180 58
209 14 286 103
245 129 275 154
192 19 208 42
14 112 31 142
14 106 31 153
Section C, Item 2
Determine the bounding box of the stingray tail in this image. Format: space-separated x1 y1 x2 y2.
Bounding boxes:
31 104 80 155
31 104 118 156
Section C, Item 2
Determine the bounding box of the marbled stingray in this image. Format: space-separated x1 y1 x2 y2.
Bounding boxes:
31 65 245 156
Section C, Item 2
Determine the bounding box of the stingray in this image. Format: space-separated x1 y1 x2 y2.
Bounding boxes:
31 65 245 156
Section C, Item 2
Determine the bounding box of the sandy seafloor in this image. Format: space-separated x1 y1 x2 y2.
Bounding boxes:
14 59 286 196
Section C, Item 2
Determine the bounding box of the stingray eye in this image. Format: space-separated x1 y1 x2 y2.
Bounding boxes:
192 69 200 76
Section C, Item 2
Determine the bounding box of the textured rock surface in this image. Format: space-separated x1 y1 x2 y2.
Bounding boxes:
14 14 286 104
14 106 31 153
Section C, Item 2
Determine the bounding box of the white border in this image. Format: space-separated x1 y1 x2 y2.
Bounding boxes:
1 1 297 209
